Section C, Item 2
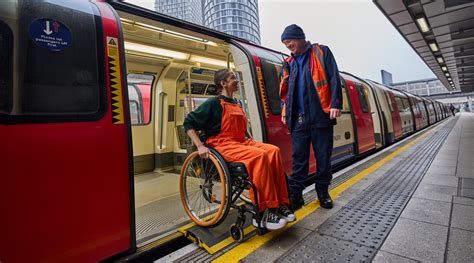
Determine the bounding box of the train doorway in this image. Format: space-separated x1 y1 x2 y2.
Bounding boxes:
117 11 256 245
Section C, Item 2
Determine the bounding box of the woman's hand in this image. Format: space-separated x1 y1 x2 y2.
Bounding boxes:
197 144 210 159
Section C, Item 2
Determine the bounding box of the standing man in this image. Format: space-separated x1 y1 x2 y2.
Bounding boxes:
279 24 342 210
449 104 455 116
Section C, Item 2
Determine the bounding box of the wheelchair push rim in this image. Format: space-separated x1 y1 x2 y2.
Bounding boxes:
180 151 230 227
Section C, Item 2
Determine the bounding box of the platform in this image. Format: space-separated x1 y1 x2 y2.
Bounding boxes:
158 112 474 262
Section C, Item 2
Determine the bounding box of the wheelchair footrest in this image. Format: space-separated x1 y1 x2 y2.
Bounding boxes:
178 207 254 254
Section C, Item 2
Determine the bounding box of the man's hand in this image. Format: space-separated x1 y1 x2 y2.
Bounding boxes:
281 103 287 124
197 144 210 159
329 108 341 119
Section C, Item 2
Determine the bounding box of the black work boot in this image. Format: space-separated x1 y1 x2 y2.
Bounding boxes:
316 187 333 209
289 191 304 211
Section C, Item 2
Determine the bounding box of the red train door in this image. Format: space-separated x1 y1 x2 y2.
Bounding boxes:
387 91 403 139
0 1 133 262
344 79 375 154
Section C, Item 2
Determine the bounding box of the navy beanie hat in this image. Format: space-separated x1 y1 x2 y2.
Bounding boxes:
281 24 306 42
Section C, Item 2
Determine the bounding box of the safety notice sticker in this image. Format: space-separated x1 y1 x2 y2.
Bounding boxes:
29 18 72 51
107 36 124 124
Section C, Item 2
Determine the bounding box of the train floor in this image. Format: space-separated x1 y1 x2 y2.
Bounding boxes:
135 170 189 244
157 112 474 262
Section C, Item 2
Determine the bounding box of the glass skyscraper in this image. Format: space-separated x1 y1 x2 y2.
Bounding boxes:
154 0 203 26
155 0 262 45
203 0 261 45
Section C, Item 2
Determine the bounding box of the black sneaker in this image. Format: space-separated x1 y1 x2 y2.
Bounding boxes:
277 205 296 222
252 210 287 230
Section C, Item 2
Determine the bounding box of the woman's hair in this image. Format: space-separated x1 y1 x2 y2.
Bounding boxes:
214 68 231 90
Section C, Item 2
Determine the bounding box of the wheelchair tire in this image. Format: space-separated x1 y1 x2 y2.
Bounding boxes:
180 150 232 227
230 224 244 242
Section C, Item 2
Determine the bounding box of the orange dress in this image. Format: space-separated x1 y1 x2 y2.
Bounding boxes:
206 99 290 211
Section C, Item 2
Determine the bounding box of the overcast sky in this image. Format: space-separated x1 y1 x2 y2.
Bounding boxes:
126 0 436 83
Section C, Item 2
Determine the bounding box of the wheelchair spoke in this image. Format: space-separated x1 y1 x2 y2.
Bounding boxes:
180 152 230 227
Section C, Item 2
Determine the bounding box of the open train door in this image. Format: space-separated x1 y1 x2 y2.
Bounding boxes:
0 1 134 261
229 40 296 174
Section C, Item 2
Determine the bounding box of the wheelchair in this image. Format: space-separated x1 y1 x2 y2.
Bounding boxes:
179 147 267 242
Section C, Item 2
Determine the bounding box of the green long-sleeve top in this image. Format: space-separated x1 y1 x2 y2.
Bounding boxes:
183 95 239 139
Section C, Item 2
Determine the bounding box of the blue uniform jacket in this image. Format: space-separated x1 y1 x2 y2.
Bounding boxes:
284 43 342 133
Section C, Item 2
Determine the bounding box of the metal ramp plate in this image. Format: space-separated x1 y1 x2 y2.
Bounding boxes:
178 208 254 254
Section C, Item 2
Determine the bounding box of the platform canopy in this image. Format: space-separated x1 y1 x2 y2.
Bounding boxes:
374 0 474 93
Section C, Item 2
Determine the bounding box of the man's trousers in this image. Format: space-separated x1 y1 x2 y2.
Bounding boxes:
287 115 334 195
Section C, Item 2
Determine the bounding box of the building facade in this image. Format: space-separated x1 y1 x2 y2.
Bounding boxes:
391 78 448 96
203 0 261 45
154 0 203 26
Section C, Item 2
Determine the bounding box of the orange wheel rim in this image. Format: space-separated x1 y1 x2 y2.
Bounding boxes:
179 152 227 227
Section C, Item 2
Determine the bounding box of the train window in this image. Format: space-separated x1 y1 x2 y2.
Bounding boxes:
385 92 394 112
129 100 141 124
414 100 420 113
401 98 410 112
356 84 370 113
0 1 107 124
395 97 404 112
177 68 220 96
419 102 426 114
260 58 283 115
127 73 154 125
0 21 13 114
341 87 350 112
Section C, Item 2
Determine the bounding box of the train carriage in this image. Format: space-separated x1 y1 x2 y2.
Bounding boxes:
438 101 443 120
403 92 423 131
423 98 437 125
339 73 376 154
390 89 414 136
433 101 441 122
416 95 429 129
365 80 401 145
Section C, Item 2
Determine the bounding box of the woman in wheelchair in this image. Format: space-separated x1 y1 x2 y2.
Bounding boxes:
183 68 295 231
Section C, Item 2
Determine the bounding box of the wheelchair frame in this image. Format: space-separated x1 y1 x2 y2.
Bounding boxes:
179 147 267 242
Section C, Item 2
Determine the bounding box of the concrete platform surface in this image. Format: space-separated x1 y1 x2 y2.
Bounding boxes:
243 113 474 262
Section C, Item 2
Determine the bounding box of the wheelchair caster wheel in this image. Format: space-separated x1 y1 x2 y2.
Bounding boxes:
230 224 244 242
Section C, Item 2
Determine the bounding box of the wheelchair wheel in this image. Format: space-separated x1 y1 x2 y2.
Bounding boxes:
180 151 231 227
230 224 244 242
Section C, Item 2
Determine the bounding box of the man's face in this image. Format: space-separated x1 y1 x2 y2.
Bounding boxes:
283 39 307 55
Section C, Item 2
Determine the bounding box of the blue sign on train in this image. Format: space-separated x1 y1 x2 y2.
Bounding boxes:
29 19 72 51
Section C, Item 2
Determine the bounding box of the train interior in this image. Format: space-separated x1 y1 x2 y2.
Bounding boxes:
117 12 259 244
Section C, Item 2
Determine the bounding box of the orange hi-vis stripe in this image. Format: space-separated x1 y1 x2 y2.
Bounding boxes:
279 44 331 114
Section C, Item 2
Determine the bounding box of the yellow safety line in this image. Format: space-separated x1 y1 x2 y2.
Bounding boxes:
205 226 255 254
212 128 433 263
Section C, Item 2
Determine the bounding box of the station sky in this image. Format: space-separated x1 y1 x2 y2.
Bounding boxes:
127 0 436 83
